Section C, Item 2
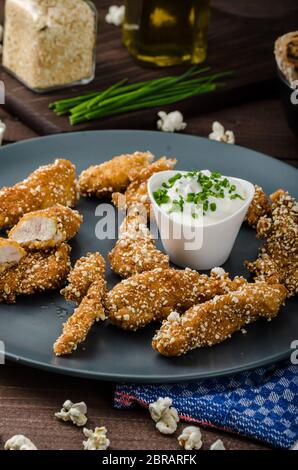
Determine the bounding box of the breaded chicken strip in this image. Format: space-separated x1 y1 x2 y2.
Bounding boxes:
112 157 177 215
9 205 82 250
0 238 26 273
152 282 287 356
108 209 169 278
61 252 106 304
54 278 107 356
79 151 154 198
246 189 298 297
245 185 271 228
107 267 246 331
55 251 107 355
0 159 79 229
0 244 71 303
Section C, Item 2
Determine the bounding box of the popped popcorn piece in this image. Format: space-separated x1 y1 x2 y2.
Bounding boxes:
210 438 226 450
157 111 187 133
0 120 6 146
209 121 235 144
211 267 226 278
149 397 179 434
178 426 203 450
105 5 125 26
4 435 37 450
55 399 87 427
83 426 110 450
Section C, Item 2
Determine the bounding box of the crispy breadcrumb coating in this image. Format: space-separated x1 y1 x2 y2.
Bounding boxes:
245 185 271 228
0 159 79 229
61 252 106 304
0 238 26 273
108 209 169 278
246 189 298 297
54 278 107 356
0 244 71 303
9 205 83 250
107 268 246 331
112 157 177 215
152 282 287 356
55 251 107 356
79 151 154 198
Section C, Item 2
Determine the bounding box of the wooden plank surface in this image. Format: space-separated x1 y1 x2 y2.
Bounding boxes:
0 108 38 143
0 362 268 451
0 0 298 135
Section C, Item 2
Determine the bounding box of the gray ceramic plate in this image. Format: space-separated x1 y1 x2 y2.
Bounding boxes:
0 131 297 382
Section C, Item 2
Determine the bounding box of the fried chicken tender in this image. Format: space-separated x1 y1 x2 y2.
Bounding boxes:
54 278 107 356
55 251 107 355
0 238 26 273
112 157 177 215
108 209 169 278
8 205 83 250
152 282 287 356
246 189 298 297
0 159 79 229
107 268 246 331
79 151 154 198
0 244 71 303
61 252 106 304
245 185 271 228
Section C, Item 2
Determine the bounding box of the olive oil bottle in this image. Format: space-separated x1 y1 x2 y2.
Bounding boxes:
123 0 210 66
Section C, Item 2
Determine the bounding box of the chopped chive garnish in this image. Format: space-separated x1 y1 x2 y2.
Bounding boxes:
169 196 184 213
186 193 196 203
211 171 221 179
168 173 182 186
153 170 245 218
153 188 170 205
203 201 209 212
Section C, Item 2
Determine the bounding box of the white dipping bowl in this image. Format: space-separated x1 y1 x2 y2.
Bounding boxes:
148 170 255 270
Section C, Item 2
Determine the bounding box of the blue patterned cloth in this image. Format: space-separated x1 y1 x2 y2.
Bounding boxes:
115 361 298 449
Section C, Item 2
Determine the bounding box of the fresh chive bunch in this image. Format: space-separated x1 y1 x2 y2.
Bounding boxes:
49 67 231 125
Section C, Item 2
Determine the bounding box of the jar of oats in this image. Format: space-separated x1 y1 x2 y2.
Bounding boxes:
2 0 97 92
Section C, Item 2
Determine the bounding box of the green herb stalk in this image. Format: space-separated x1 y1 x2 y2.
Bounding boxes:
49 68 232 125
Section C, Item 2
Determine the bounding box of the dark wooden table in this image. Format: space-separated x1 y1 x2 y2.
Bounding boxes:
0 1 297 452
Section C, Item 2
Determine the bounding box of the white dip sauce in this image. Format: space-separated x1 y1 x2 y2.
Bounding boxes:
153 170 247 225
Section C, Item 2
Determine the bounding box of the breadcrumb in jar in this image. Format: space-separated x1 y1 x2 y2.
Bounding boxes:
3 0 97 92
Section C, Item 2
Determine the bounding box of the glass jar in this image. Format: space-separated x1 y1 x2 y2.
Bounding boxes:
123 0 210 67
2 0 97 92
